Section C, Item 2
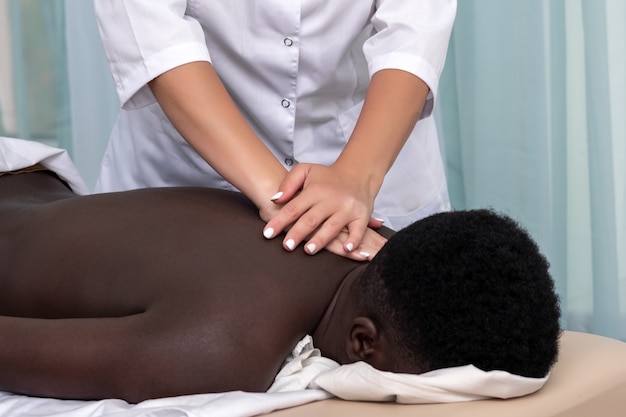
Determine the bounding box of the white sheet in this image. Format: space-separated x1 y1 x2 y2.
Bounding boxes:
0 390 331 417
0 136 89 194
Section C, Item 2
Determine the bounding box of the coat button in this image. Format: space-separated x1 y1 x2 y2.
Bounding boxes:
285 158 295 166
284 38 293 47
281 99 291 108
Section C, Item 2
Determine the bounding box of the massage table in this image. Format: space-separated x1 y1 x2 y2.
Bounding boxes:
268 331 626 417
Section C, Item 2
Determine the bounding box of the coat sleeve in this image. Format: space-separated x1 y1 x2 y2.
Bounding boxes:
364 0 457 118
94 0 211 109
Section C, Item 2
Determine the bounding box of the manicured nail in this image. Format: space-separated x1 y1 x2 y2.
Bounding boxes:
263 228 274 239
271 191 283 201
285 239 296 251
374 217 385 224
345 243 354 252
359 251 371 259
306 243 317 254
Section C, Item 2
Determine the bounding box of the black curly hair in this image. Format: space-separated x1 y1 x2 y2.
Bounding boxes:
354 209 561 378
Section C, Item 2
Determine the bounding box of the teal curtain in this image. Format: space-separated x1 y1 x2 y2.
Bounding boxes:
0 0 70 148
0 0 117 189
0 1 624 340
64 1 118 189
436 0 625 340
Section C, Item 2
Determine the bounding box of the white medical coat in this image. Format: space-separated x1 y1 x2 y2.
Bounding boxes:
94 0 456 230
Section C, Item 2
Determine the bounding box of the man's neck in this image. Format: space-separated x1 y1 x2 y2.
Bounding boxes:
311 264 366 364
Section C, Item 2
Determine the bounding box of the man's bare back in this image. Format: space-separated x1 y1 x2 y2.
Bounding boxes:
0 172 363 401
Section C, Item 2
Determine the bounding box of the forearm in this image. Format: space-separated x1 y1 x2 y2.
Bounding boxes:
148 61 286 213
335 69 430 195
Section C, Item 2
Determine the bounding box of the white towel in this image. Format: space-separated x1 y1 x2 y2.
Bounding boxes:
0 390 331 417
0 136 89 194
270 335 548 403
311 362 548 403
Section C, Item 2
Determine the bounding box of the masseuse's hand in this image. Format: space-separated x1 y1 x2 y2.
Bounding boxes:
263 162 384 257
259 192 384 261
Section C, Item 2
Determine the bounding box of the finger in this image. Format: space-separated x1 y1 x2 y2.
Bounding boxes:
322 228 387 261
281 205 330 252
324 238 370 262
271 164 309 204
367 216 385 229
263 195 310 241
345 227 387 260
339 219 368 255
301 214 367 256
359 231 387 258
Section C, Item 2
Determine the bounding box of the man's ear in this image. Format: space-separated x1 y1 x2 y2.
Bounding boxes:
346 317 381 362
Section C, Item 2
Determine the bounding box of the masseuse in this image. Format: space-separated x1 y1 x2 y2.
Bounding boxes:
93 1 457 258
0 160 560 403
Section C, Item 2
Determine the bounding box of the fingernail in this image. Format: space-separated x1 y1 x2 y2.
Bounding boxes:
345 243 354 252
285 239 296 251
271 191 283 201
263 228 274 239
306 243 317 254
359 251 371 259
374 217 385 224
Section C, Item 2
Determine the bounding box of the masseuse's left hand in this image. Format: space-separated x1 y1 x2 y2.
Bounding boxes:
263 162 384 258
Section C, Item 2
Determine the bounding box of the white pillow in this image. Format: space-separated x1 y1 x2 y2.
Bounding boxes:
270 335 549 404
311 361 548 403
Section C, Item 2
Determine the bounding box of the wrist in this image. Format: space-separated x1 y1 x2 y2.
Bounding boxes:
332 156 385 201
246 173 285 220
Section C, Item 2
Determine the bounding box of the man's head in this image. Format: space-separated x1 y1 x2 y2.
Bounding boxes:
351 209 561 378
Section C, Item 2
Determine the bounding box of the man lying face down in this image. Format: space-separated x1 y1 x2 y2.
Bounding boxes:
0 170 561 404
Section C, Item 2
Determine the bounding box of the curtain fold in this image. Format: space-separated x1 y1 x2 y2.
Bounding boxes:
64 1 118 190
579 0 624 337
0 0 69 145
437 0 625 340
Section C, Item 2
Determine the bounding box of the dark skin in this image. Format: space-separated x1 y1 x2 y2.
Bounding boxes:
0 171 402 403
